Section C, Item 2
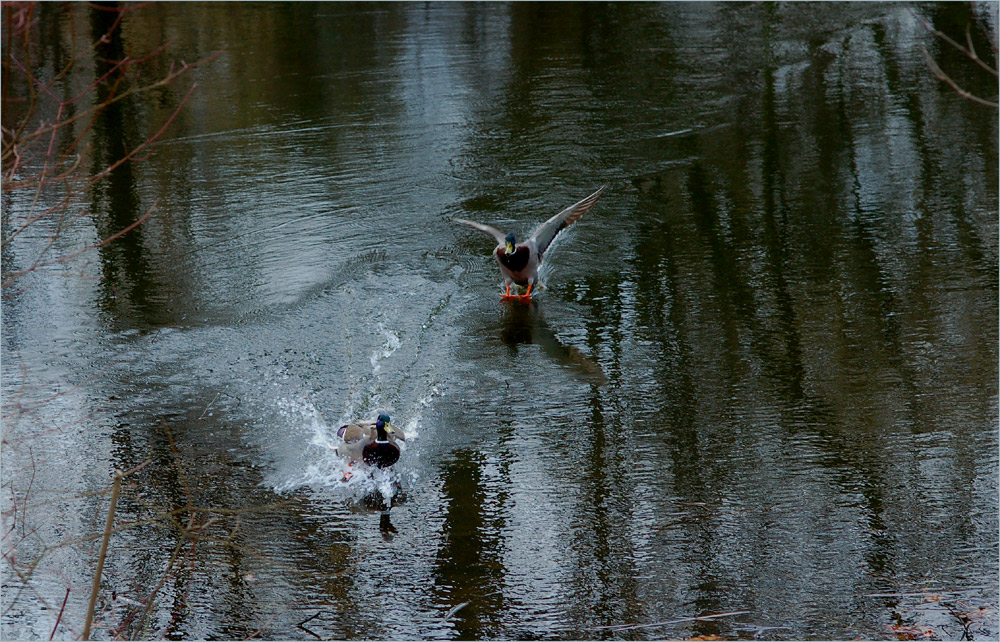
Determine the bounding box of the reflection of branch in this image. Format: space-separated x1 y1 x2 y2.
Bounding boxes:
1 202 154 292
2 55 217 190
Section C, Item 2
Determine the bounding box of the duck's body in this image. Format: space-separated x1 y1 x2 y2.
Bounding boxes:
335 414 404 466
494 243 538 289
362 436 400 469
455 185 606 299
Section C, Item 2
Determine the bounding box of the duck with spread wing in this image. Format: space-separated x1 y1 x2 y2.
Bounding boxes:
454 185 607 300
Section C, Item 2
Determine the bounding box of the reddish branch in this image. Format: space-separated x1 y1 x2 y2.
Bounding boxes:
1 2 219 299
911 7 999 108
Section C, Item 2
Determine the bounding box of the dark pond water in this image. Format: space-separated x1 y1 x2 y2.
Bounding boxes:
2 2 998 640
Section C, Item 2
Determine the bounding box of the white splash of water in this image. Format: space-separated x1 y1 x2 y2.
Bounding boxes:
270 395 351 494
268 322 448 506
271 390 411 506
275 395 329 447
282 453 404 507
399 384 442 441
369 322 400 374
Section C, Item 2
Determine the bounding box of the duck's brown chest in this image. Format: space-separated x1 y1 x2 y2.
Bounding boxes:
496 246 530 273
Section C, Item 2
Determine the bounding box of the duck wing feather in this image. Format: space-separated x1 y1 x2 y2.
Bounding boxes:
528 185 607 259
453 218 507 246
338 422 375 443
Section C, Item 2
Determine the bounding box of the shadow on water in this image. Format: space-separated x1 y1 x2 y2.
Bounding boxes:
378 511 397 539
498 299 608 385
573 373 645 637
623 204 732 636
759 25 807 401
431 449 506 640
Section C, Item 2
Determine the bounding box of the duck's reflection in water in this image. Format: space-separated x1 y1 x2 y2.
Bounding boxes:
379 511 397 539
499 300 607 385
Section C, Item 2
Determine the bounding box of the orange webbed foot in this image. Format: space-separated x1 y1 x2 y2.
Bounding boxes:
501 284 533 302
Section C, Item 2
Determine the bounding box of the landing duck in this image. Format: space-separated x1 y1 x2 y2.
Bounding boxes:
454 185 607 300
335 413 403 469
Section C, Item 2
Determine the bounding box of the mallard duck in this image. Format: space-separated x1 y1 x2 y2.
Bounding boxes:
335 414 404 468
454 185 607 299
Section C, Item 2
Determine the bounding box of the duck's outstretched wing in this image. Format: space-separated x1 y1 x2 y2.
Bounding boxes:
454 218 507 245
529 185 607 258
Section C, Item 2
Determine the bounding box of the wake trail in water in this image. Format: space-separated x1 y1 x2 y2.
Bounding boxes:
250 280 455 507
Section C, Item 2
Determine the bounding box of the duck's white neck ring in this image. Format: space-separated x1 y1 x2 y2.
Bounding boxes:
375 438 390 444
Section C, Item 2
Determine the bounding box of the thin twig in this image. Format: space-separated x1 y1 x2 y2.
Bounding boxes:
295 610 325 640
87 82 199 186
1 202 155 291
49 587 70 641
8 52 217 151
198 392 221 420
911 8 998 78
83 469 123 641
863 591 968 598
112 537 185 638
591 609 751 632
921 46 999 108
121 458 153 478
296 611 323 627
20 445 35 537
295 611 324 640
443 601 470 622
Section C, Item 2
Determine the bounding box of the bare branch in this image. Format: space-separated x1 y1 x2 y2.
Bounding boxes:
922 46 999 108
911 7 998 78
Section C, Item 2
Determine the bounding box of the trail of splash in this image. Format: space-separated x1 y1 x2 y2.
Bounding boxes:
369 322 400 375
275 395 328 447
268 301 450 501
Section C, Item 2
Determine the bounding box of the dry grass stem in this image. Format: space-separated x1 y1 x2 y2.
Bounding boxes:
83 469 123 641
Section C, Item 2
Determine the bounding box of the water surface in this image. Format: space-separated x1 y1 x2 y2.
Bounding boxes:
2 2 997 640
